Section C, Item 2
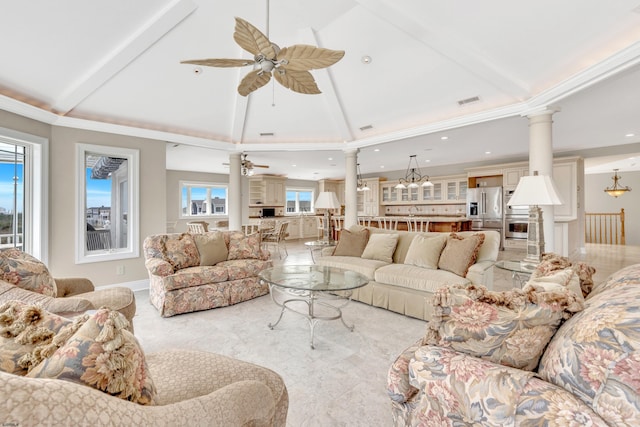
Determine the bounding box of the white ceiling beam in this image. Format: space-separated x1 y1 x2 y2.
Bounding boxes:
298 27 353 142
354 0 530 97
51 0 197 114
230 68 250 144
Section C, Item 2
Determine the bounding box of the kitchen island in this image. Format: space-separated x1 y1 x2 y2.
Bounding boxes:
360 216 472 232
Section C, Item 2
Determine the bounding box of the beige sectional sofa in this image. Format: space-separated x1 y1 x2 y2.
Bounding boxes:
316 226 500 320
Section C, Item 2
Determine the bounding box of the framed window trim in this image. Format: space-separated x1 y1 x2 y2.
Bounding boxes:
179 180 229 219
286 187 315 215
76 143 139 264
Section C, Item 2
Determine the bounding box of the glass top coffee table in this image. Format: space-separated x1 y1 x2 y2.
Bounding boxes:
259 265 369 349
495 260 535 287
304 240 336 263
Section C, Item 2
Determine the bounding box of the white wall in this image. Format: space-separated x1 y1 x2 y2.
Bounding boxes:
585 171 640 245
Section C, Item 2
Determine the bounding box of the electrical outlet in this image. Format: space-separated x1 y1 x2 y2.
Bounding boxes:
116 265 125 275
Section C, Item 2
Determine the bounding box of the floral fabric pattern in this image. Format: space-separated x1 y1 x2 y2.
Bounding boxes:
0 248 57 297
538 264 640 424
226 231 267 260
27 307 157 405
424 281 583 371
144 231 272 317
143 233 200 272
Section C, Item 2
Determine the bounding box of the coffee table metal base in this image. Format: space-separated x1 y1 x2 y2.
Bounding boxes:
267 285 354 349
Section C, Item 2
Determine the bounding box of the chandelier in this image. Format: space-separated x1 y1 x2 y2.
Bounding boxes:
604 169 631 197
357 163 370 191
395 155 433 189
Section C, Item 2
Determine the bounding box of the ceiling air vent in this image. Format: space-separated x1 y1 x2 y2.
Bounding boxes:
260 132 274 137
359 125 373 131
457 96 480 106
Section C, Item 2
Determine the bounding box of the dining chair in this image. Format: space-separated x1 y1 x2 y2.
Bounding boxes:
187 221 209 233
377 217 397 230
261 221 289 259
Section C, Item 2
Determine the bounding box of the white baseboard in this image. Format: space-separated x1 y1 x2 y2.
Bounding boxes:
95 279 149 293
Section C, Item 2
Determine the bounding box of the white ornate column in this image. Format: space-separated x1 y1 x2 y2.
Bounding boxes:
228 152 242 231
527 108 559 253
343 148 359 230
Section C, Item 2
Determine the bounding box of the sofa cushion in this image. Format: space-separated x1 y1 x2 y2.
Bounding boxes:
160 233 201 270
316 256 387 281
438 233 485 277
0 280 93 316
538 264 640 423
0 300 73 376
193 231 228 266
424 282 584 371
333 228 370 257
403 234 447 269
227 231 263 260
374 264 469 293
361 233 398 263
160 266 229 291
218 259 273 281
27 307 157 405
0 248 57 297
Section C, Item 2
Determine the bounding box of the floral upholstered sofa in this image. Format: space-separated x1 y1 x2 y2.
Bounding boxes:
143 231 272 317
388 260 640 426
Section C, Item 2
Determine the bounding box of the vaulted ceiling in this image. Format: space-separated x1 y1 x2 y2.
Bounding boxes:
1 1 640 179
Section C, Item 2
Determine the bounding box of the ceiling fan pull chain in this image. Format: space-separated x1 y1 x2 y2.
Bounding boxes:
272 78 276 107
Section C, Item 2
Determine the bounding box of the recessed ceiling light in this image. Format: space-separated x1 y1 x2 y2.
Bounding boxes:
440 136 448 140
424 159 431 163
328 157 333 161
374 148 380 152
485 151 492 155
292 164 297 167
626 133 635 137
193 66 203 75
361 55 372 64
380 165 385 169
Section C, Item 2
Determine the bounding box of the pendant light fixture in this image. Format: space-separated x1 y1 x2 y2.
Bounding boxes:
604 169 631 198
395 155 433 189
356 163 370 191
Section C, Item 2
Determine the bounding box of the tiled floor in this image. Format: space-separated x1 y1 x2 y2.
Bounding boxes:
133 238 639 427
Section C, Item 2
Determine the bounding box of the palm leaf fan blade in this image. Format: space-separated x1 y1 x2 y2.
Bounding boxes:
278 45 345 71
180 58 254 68
238 70 272 96
233 17 276 59
274 70 321 94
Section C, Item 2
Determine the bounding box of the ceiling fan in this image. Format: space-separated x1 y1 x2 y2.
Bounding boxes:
223 153 269 176
181 16 344 96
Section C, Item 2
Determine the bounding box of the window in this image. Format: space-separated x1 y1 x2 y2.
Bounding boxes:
286 188 314 214
76 144 139 264
180 181 228 218
0 127 47 262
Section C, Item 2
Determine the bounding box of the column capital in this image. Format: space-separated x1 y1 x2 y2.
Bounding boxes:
526 106 561 120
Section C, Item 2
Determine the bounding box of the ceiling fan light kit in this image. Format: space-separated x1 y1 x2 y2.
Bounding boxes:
395 155 434 189
182 16 344 96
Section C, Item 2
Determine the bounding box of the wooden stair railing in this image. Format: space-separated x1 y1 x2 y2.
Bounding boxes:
584 208 625 245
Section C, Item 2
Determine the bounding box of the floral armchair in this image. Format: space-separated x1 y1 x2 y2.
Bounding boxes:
388 262 640 426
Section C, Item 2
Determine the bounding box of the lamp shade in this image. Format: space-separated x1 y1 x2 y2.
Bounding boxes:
507 173 563 207
315 191 341 209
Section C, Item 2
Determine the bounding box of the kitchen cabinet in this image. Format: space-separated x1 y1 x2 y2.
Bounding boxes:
381 182 399 204
445 178 468 201
302 216 318 238
248 176 286 206
286 217 301 239
357 178 382 216
503 167 529 188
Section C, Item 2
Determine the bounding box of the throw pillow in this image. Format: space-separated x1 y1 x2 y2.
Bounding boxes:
161 233 201 270
533 253 596 298
361 233 399 263
423 283 584 371
0 248 57 297
437 233 485 277
0 300 73 375
27 307 157 405
227 231 263 260
193 231 228 266
332 228 370 257
403 235 447 269
524 268 585 306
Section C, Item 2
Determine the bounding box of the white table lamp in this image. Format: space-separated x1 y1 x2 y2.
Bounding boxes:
315 191 341 242
507 171 563 267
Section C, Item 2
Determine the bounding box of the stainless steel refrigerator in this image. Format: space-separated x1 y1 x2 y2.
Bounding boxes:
466 186 503 230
